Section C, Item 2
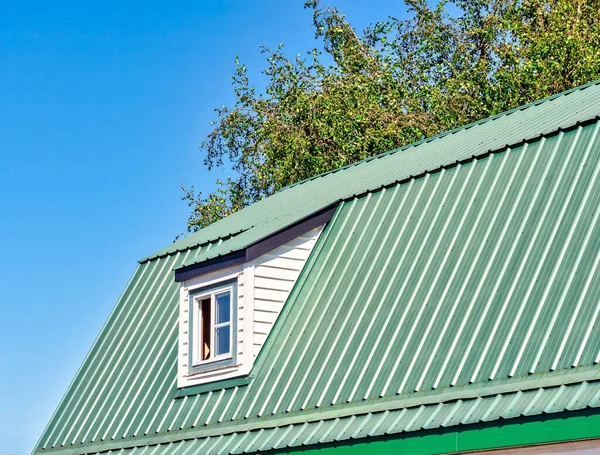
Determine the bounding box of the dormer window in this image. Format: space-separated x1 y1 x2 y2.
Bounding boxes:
177 224 326 389
188 278 237 374
196 290 231 362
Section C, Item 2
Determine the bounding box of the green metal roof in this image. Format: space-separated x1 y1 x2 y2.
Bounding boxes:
143 80 600 270
34 82 600 455
33 377 600 455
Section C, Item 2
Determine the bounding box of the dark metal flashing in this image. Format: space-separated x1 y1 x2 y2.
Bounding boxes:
174 204 337 282
246 204 337 262
175 250 246 282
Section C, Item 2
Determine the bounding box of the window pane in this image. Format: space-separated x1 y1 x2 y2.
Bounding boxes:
215 325 230 356
216 292 230 324
200 298 211 361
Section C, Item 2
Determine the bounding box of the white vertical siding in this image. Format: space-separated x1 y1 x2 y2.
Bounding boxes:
251 226 322 357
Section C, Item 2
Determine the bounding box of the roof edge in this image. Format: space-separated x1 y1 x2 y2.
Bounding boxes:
34 364 600 455
140 227 249 265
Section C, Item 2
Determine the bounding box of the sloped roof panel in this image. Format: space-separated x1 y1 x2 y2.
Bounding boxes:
35 117 600 455
242 123 600 415
143 81 600 269
35 380 600 455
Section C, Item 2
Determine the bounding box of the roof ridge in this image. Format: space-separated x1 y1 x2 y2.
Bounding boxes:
329 116 600 204
141 78 600 264
279 79 600 192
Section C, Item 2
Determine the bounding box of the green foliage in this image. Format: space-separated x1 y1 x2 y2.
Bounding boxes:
184 0 600 231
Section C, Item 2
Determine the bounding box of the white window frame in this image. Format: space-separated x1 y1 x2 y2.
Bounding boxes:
188 278 237 376
192 287 233 366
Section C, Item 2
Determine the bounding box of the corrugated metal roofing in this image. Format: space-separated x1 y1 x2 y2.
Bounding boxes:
34 112 600 455
145 80 600 268
35 380 600 455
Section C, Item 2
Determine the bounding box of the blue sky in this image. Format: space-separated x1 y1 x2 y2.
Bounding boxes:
0 1 407 453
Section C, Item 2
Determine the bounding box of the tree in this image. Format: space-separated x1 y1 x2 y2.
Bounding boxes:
183 0 600 231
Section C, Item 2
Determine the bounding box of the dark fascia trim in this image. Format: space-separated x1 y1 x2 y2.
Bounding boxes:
175 250 246 282
246 204 337 262
174 203 338 282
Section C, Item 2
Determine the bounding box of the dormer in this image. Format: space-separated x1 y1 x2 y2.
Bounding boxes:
175 207 335 388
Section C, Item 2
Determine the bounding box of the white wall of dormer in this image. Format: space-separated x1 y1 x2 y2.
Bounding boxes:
177 225 323 388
